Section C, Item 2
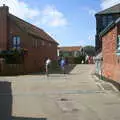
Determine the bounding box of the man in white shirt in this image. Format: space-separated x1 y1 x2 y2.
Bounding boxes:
45 58 51 76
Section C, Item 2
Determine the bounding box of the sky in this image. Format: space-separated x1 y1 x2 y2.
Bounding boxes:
0 0 120 47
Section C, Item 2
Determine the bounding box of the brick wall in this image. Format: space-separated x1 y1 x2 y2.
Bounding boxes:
102 25 120 82
95 13 120 52
0 5 57 75
9 18 57 73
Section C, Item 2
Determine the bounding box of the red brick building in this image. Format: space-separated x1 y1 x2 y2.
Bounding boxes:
100 18 120 83
95 3 120 53
58 46 83 57
0 5 58 74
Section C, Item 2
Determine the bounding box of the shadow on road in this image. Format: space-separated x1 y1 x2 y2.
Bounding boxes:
65 64 76 74
0 81 47 120
30 64 77 75
49 64 77 74
0 81 12 120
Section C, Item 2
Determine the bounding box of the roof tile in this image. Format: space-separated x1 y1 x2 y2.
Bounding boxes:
58 46 82 52
96 3 120 15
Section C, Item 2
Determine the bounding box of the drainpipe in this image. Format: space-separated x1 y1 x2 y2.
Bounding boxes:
100 57 103 80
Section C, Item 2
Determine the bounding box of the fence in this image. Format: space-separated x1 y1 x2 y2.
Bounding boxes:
0 59 25 75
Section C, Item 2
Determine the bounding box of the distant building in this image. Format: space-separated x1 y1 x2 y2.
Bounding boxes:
95 3 120 53
58 46 83 57
0 5 58 75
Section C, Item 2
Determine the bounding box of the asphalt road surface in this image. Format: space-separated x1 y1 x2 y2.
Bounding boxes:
0 64 120 120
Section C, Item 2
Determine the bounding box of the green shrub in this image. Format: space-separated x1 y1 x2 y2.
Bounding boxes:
49 60 61 73
74 55 85 64
0 49 25 64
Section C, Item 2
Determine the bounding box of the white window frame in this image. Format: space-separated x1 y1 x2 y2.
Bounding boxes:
117 35 120 50
12 36 21 49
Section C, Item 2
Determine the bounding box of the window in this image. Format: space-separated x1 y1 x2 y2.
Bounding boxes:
107 15 113 24
117 35 120 50
35 39 38 48
102 16 107 28
32 39 38 48
12 36 20 49
102 15 113 28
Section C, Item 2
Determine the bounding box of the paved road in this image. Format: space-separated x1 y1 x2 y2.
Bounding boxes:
0 64 120 120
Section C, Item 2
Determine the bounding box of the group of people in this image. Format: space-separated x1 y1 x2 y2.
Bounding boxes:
45 57 68 76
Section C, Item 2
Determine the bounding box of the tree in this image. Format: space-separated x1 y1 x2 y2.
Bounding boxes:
83 46 95 56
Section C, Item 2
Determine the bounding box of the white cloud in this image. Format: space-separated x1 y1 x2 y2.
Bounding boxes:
40 5 68 27
0 0 67 27
0 0 39 19
101 0 120 9
82 7 96 16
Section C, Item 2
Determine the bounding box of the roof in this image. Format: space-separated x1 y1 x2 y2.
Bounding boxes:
58 46 82 52
99 17 120 37
96 3 120 15
9 14 58 44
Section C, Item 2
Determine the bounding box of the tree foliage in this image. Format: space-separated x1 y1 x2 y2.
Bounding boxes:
83 46 95 56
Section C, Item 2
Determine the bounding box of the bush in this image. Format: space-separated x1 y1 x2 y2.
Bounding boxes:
49 60 61 73
0 49 26 64
74 55 85 64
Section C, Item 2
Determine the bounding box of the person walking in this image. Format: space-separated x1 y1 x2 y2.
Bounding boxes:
45 57 51 76
60 57 66 74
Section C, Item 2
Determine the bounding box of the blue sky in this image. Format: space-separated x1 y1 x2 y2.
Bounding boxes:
0 0 120 46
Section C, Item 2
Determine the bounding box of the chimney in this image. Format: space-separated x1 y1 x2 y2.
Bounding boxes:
0 5 9 50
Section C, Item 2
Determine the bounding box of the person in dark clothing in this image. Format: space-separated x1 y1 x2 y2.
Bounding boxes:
58 57 62 66
65 57 68 65
60 57 66 74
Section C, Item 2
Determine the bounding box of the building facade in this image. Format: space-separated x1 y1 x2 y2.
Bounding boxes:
58 46 83 57
95 3 120 53
0 5 58 75
100 18 120 82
